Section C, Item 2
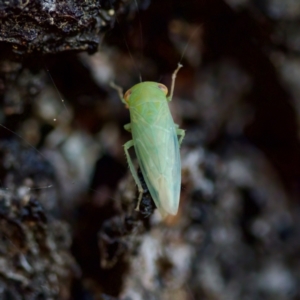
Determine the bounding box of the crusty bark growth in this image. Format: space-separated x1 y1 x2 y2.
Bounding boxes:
0 0 119 56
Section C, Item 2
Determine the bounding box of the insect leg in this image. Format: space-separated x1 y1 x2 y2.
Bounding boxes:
124 123 131 132
174 123 185 145
123 140 144 211
167 63 183 102
110 82 126 105
176 128 185 145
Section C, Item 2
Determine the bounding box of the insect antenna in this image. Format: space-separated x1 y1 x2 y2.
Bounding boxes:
166 24 202 99
44 64 70 116
0 124 46 161
121 27 143 83
178 24 202 65
0 122 53 191
133 0 144 82
110 0 143 82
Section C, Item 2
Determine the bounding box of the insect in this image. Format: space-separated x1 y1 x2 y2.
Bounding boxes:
111 63 185 217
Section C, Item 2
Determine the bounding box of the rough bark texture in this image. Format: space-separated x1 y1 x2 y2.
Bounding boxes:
0 0 117 57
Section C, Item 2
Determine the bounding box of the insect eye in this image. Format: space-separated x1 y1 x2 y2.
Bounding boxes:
124 89 132 102
158 84 168 95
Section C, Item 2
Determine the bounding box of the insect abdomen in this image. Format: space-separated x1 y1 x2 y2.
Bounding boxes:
131 108 181 216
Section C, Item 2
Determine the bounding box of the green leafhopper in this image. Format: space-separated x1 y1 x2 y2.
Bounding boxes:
111 64 185 217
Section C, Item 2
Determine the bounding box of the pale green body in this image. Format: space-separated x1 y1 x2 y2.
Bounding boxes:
111 64 184 217
127 82 183 216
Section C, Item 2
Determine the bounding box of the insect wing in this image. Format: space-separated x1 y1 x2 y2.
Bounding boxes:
132 114 181 216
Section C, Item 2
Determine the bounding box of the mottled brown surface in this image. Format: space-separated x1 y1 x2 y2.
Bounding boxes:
0 0 117 57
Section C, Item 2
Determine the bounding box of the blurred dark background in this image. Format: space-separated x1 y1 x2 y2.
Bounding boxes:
0 0 300 299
